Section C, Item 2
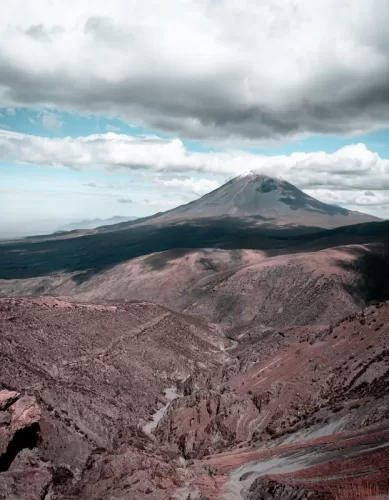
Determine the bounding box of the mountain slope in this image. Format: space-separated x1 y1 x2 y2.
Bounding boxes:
137 173 379 229
3 241 388 332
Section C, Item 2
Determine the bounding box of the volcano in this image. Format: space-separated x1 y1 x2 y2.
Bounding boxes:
151 172 379 229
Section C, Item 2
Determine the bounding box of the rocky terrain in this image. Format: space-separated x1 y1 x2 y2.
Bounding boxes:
1 296 389 498
0 297 230 499
1 175 389 499
158 301 389 498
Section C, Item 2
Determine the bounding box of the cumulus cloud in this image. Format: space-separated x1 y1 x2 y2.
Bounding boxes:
1 129 389 213
1 129 389 190
1 1 389 143
305 189 389 213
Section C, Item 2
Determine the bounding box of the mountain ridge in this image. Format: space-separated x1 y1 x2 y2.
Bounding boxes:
57 215 138 232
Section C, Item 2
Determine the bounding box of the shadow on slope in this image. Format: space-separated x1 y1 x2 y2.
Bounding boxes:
336 242 389 306
0 218 319 280
0 218 388 282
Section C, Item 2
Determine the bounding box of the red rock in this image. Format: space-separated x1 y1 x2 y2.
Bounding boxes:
0 450 52 500
9 396 41 433
0 390 19 411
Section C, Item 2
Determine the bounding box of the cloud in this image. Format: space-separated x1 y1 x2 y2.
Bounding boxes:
1 1 389 144
305 189 389 210
41 112 64 132
117 197 132 203
2 129 389 194
1 129 389 216
25 24 64 41
153 177 220 196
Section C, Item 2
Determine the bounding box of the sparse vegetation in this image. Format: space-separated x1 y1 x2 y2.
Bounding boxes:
333 482 380 499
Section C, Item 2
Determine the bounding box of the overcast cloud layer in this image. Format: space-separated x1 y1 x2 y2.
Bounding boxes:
2 129 389 214
2 0 389 144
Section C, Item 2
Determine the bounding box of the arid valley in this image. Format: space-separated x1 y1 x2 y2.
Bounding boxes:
1 174 389 499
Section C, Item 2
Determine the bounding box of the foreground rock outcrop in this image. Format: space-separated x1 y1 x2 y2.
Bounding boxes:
0 390 53 500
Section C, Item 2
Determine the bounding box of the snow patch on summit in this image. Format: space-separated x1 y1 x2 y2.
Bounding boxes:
238 170 259 179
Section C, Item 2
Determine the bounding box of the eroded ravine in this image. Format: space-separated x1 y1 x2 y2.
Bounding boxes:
155 303 389 499
142 387 180 436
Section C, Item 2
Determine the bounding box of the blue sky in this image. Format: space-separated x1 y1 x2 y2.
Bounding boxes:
2 0 389 236
2 107 389 157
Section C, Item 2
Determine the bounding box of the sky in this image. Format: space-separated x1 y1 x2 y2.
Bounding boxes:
1 0 389 236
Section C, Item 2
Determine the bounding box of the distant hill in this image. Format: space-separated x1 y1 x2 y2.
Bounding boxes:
57 215 137 231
